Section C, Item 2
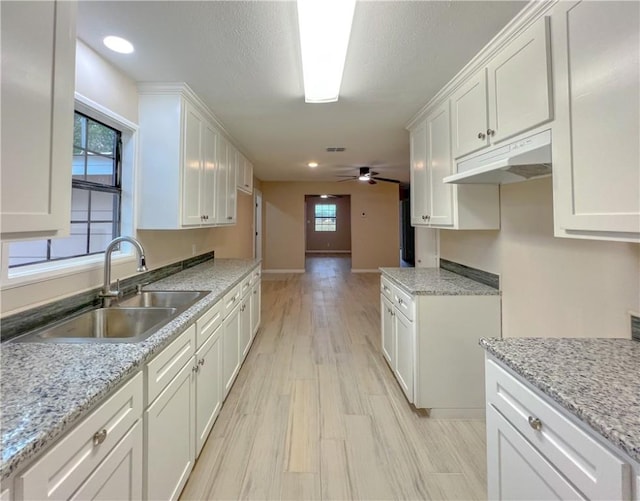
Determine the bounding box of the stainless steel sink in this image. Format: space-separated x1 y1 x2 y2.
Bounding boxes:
12 307 177 343
10 290 211 344
114 290 209 308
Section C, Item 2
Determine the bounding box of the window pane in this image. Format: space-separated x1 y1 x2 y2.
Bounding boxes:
50 223 88 259
86 154 116 184
7 240 49 267
74 114 86 152
70 188 89 221
89 223 115 253
87 121 116 156
90 191 118 223
72 152 87 180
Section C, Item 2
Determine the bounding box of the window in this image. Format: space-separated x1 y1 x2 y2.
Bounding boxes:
315 203 337 231
7 112 122 268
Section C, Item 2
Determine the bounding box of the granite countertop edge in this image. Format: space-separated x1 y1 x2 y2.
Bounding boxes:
379 267 500 296
480 337 640 464
0 258 261 481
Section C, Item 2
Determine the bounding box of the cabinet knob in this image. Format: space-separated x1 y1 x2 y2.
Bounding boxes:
398 298 404 305
92 429 108 446
477 132 486 140
528 416 542 431
227 216 233 220
487 128 495 137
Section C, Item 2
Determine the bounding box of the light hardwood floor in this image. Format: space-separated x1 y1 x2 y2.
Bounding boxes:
181 256 487 501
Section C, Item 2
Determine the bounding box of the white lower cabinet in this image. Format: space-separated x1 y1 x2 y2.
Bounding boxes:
486 356 636 500
71 420 143 501
145 353 196 501
17 373 143 501
379 275 500 415
223 303 241 398
250 280 261 338
239 294 251 361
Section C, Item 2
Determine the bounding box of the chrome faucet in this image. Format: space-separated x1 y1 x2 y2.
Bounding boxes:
100 236 148 305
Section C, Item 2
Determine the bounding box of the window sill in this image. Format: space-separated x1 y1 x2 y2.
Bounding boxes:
1 252 136 290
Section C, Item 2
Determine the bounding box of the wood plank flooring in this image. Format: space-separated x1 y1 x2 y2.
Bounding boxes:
181 256 487 500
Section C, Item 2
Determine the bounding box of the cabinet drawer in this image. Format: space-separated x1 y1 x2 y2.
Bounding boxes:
18 373 143 501
250 267 261 285
196 299 222 348
486 358 631 500
241 274 252 298
146 325 196 404
380 276 394 302
393 286 414 322
223 284 242 317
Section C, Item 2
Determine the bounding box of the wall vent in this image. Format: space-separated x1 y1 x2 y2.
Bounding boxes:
326 147 346 152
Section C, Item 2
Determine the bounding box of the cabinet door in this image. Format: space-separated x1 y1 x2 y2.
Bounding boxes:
71 420 143 501
451 69 489 158
0 0 76 238
394 310 414 403
241 158 254 194
215 137 229 224
381 294 395 367
222 304 241 398
226 147 238 224
181 103 203 227
250 281 261 338
200 123 217 225
486 405 586 500
145 359 195 501
239 296 252 361
552 0 640 239
195 324 222 457
487 17 552 144
426 102 453 226
410 120 429 225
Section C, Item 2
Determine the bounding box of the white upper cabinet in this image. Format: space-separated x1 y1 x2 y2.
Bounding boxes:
137 83 237 230
237 154 254 194
410 104 499 230
551 0 640 242
0 0 76 240
451 16 552 159
215 136 237 225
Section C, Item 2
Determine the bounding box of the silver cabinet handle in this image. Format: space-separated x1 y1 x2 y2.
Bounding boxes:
93 429 107 446
192 365 200 374
487 128 495 137
227 216 233 220
477 132 486 140
398 298 404 305
528 416 542 431
253 290 257 295
198 358 205 366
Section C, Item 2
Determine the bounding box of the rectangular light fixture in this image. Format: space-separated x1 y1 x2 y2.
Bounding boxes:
296 0 357 103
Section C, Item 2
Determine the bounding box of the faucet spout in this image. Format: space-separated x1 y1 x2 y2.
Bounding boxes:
100 236 148 304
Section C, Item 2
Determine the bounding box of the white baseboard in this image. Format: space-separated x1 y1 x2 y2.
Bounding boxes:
351 269 382 273
262 269 305 274
428 408 486 419
305 250 351 254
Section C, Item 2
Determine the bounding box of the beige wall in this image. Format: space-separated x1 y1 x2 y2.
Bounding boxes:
440 177 640 339
305 196 352 252
1 42 254 316
262 181 399 271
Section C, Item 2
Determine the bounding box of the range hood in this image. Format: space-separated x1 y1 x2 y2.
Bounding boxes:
444 129 552 184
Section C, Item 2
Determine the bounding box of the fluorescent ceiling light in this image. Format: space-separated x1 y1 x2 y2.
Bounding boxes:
297 0 356 103
308 162 319 168
103 36 134 54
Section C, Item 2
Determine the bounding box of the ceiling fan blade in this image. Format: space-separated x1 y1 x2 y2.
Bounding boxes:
335 175 357 178
372 176 401 184
337 178 356 182
368 179 377 185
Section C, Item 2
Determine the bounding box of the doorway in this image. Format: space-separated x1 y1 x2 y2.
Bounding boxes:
304 195 351 255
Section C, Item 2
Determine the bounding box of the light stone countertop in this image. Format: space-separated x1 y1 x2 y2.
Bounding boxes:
0 258 260 481
480 337 640 464
380 267 500 295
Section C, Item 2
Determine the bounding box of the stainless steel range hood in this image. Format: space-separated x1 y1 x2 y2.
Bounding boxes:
444 129 552 184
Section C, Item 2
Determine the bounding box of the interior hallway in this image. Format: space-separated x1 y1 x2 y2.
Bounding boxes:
181 255 487 500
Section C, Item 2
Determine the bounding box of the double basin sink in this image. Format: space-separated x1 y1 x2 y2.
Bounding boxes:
11 291 210 344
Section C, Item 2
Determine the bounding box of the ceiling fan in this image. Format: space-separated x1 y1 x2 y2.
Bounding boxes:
336 166 401 185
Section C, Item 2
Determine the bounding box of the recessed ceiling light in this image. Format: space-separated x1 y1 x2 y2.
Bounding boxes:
103 36 134 54
308 162 319 168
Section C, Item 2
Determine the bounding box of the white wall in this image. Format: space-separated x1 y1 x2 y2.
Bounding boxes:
440 177 640 339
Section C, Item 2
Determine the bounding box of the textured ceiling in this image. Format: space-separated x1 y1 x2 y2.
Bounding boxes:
77 1 527 184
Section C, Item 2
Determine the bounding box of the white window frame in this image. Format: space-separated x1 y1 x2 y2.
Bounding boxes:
0 94 139 290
